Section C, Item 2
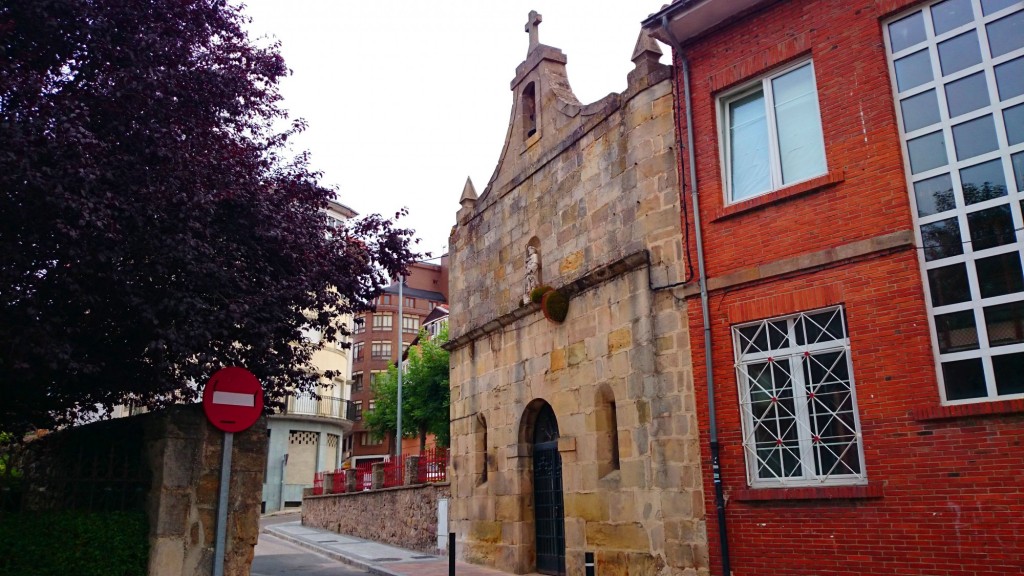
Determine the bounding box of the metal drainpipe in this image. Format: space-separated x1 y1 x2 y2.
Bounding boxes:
660 15 732 576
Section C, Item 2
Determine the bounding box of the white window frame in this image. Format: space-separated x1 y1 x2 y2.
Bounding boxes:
733 306 867 488
371 340 392 360
402 316 420 334
884 0 1024 405
718 59 828 204
372 312 393 331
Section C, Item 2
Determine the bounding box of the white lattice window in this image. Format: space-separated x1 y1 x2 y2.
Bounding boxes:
885 0 1024 404
733 307 866 487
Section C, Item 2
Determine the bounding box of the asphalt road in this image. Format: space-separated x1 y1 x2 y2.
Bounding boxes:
254 512 366 576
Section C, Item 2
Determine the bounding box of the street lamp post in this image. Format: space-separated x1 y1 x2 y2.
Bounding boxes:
396 277 404 459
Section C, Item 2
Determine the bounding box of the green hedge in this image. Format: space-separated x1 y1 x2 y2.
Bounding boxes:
0 511 148 576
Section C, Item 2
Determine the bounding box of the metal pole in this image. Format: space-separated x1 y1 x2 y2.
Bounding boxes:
449 532 455 576
396 276 404 459
213 432 233 576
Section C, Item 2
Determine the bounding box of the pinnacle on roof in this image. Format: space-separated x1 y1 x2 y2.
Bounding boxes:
459 177 478 204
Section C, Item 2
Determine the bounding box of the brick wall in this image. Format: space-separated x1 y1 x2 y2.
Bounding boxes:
671 0 1024 574
302 483 450 554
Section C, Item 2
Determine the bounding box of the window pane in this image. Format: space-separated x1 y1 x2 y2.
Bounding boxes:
908 131 949 173
915 173 957 216
961 159 1008 204
981 0 1020 15
767 320 790 349
895 50 934 92
952 115 999 160
928 263 972 306
772 65 828 185
993 352 1024 395
932 0 974 34
967 204 1016 250
938 30 983 76
796 308 846 346
941 358 988 400
889 11 928 52
976 252 1024 297
902 89 943 131
995 57 1024 101
935 310 980 352
944 72 989 118
729 89 771 201
987 11 1024 57
1005 103 1024 146
804 351 860 477
921 216 965 260
984 300 1024 346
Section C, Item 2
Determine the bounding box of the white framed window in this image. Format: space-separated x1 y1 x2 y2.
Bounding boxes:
371 340 392 360
351 372 363 393
352 342 364 361
733 307 866 487
885 0 1024 404
353 316 365 335
372 313 392 331
720 60 828 203
402 316 419 334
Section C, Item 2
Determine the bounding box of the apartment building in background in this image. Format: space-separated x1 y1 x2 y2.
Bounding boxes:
345 258 448 465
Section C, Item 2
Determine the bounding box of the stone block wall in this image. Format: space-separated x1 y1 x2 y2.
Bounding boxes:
302 483 450 554
146 405 266 576
20 404 266 576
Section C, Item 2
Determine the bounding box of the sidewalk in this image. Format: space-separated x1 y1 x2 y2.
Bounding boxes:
262 520 510 576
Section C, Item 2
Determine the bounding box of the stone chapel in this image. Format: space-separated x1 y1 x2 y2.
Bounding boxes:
446 13 709 576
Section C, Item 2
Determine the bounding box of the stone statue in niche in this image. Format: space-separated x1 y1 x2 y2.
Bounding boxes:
523 244 541 305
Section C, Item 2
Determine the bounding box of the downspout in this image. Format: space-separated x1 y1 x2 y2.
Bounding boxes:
659 15 732 576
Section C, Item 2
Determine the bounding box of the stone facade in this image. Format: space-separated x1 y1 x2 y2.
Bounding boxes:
146 405 266 576
303 483 451 554
447 20 708 576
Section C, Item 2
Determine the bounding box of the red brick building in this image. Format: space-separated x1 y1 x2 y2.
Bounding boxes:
346 259 448 464
644 1 1024 574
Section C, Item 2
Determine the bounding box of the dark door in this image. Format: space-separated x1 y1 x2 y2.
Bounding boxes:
533 404 565 576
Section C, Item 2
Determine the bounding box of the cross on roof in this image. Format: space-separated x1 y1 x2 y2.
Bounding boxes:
525 10 542 50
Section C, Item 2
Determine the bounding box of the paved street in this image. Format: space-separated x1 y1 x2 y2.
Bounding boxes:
255 512 367 576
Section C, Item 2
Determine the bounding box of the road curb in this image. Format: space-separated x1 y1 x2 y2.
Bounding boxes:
261 527 405 576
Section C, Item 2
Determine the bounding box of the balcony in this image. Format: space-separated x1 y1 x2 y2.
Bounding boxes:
281 395 357 421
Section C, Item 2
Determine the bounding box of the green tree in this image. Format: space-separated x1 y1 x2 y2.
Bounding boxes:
366 325 450 452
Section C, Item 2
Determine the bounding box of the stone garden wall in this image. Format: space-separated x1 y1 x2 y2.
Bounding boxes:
302 482 450 554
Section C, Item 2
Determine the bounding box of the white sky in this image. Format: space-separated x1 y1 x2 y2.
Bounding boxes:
241 1 667 257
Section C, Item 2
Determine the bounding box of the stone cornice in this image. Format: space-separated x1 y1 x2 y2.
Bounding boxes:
444 251 650 351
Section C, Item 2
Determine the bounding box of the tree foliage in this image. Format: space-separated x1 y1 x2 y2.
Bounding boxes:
0 0 418 429
366 325 450 451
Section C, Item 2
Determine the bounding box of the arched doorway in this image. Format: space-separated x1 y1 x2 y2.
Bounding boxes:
533 403 565 576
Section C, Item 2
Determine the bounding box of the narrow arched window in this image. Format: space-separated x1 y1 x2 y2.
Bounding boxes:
522 82 537 139
596 385 620 477
475 413 488 484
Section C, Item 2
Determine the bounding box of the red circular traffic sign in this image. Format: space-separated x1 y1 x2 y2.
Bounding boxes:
202 367 264 433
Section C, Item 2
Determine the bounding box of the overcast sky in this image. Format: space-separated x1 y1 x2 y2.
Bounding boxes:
241 1 668 257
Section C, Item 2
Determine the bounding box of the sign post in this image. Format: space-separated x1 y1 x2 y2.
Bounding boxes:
202 367 264 576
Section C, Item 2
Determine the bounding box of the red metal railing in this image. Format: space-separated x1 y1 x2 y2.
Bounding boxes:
383 458 404 488
312 471 324 495
330 469 347 494
354 461 374 491
417 447 449 483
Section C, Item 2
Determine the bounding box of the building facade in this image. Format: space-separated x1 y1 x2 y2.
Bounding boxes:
346 260 448 464
262 200 358 513
447 18 708 576
645 1 1024 574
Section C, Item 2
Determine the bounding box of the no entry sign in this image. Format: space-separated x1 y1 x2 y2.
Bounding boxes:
202 367 264 433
